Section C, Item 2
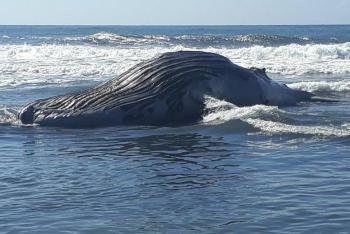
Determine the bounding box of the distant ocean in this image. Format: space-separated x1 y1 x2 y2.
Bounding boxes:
1 25 350 233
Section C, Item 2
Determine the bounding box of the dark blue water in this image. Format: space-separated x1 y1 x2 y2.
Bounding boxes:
1 25 350 233
1 25 350 46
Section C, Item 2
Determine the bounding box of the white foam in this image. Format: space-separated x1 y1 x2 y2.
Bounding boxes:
1 43 350 87
202 97 350 137
0 44 169 87
342 123 350 130
0 105 18 125
209 42 350 75
84 33 171 44
245 118 349 137
90 32 130 41
288 80 350 92
203 97 283 123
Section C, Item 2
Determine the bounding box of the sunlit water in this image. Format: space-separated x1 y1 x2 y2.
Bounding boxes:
1 25 350 233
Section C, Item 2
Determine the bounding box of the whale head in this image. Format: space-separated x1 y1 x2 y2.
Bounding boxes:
251 67 313 106
207 65 312 107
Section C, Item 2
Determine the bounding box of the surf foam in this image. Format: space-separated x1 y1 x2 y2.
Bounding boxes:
202 97 350 137
288 80 350 93
1 43 350 87
0 105 19 125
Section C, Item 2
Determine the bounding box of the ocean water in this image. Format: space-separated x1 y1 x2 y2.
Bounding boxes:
1 25 350 233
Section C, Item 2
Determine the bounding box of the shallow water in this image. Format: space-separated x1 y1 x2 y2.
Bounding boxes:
1 25 350 233
1 125 350 233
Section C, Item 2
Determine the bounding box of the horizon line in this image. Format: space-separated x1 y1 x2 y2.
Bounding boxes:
1 23 349 27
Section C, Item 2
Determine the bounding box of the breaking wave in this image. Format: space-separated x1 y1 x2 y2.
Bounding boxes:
74 33 171 46
2 32 342 47
214 42 350 75
288 80 350 93
76 33 312 47
8 32 315 47
202 96 350 137
0 105 19 125
1 42 350 88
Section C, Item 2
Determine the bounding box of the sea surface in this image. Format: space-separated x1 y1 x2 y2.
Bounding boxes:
1 25 350 233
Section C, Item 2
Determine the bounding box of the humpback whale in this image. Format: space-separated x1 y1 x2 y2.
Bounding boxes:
19 51 314 127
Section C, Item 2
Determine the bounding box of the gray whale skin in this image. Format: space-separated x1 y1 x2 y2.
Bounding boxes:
19 51 314 127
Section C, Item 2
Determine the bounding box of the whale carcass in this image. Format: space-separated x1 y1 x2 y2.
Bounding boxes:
18 51 313 127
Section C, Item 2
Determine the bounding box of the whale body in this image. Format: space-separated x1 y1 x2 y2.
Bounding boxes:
18 51 313 127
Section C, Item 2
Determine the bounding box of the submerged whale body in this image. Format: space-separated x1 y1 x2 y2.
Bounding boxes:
19 51 313 127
